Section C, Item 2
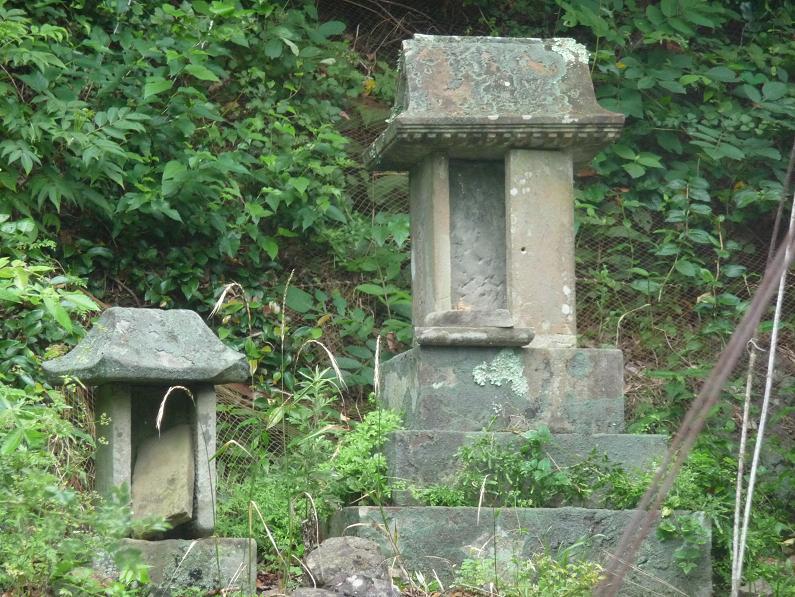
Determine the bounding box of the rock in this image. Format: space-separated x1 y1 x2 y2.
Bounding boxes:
332 574 400 597
132 424 194 529
290 589 338 597
740 579 774 596
304 537 388 587
96 537 256 596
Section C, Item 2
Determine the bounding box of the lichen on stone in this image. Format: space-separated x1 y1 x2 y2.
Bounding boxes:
472 350 529 398
552 37 590 64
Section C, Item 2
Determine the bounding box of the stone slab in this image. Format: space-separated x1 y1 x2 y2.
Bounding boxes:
329 507 711 596
43 307 248 384
192 383 217 537
415 326 533 346
97 537 256 596
448 159 507 312
506 149 577 340
386 430 667 505
94 383 132 497
132 424 194 529
381 346 625 433
366 35 624 170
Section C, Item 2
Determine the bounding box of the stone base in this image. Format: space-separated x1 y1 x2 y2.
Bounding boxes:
386 430 667 505
97 537 256 596
329 507 711 596
381 346 625 433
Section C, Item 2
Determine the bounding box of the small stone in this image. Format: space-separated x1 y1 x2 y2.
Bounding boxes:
304 537 388 587
132 424 194 529
739 579 773 596
333 574 399 597
290 589 338 597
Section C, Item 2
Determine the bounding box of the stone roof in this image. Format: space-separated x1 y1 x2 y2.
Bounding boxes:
43 307 249 385
365 35 624 170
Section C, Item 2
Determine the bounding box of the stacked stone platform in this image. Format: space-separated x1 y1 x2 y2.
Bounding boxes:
330 34 711 595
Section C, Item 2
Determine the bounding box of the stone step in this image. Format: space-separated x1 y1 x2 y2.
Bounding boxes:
386 430 667 505
329 506 711 596
380 346 625 433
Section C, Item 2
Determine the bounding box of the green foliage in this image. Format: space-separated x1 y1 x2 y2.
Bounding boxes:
0 384 154 595
0 0 365 341
455 544 603 596
322 407 402 503
657 513 711 576
216 382 401 570
410 427 591 508
0 215 99 387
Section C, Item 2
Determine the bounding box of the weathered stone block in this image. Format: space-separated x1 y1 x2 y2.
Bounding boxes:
386 430 667 505
94 383 133 497
43 307 249 385
366 36 624 170
329 507 711 596
381 346 625 433
98 538 256 596
192 383 217 537
132 424 194 528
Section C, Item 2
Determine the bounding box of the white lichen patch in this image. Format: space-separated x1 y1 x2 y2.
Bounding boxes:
472 350 528 398
553 38 590 64
561 304 571 315
563 285 572 297
487 114 500 120
510 187 518 196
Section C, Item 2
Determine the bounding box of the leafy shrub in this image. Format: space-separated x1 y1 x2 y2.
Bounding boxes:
455 546 603 596
0 384 151 594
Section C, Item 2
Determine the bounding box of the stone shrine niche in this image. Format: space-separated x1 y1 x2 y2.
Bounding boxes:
370 34 624 348
43 307 249 538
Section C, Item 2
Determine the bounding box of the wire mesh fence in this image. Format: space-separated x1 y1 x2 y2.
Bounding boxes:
60 0 793 494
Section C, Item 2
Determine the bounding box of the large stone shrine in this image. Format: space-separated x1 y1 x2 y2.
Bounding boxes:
44 307 256 595
330 35 712 595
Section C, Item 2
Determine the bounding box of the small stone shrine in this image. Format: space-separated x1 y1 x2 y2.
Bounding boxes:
44 307 256 594
331 35 712 595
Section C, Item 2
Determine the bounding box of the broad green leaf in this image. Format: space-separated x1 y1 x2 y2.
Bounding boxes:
257 235 278 260
285 286 314 313
289 177 310 194
623 163 646 178
184 63 220 82
686 229 716 245
1 428 24 455
705 66 736 82
317 21 346 37
613 145 637 160
723 264 747 278
356 283 385 296
675 259 698 277
143 77 173 98
43 294 73 332
181 279 199 300
280 37 299 56
61 292 99 311
659 80 686 94
636 153 663 168
264 39 282 58
739 84 761 103
762 81 787 101
162 160 187 196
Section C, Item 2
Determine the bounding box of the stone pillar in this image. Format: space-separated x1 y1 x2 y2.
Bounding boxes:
94 383 132 497
505 149 577 347
192 383 217 537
